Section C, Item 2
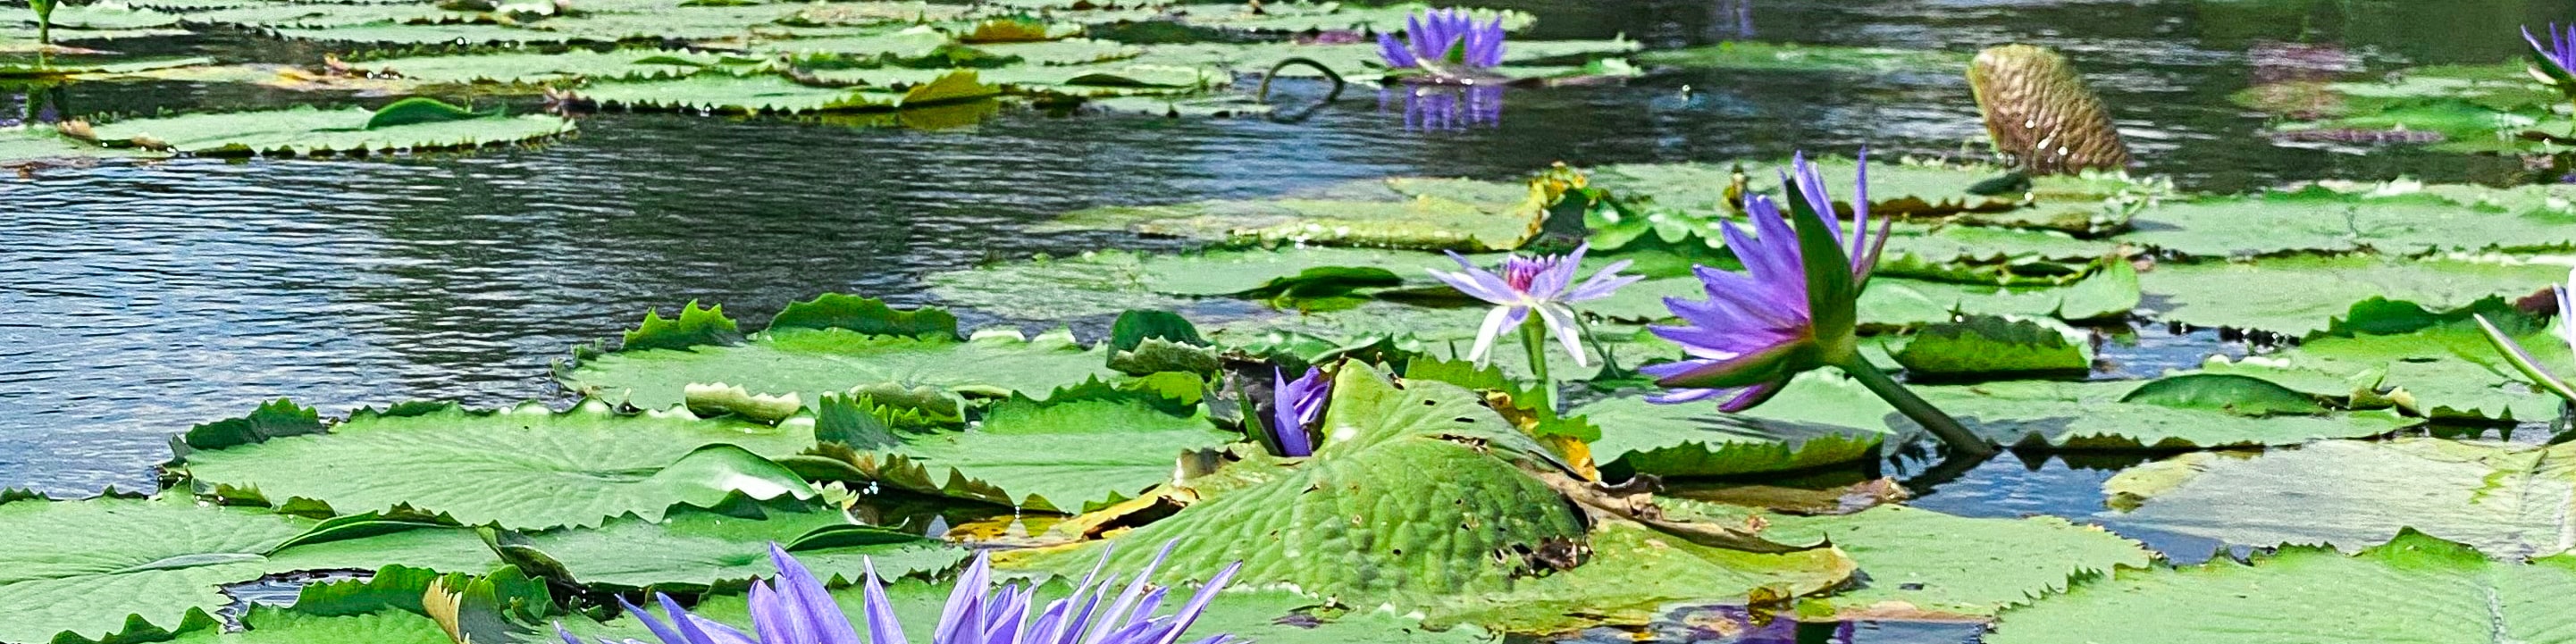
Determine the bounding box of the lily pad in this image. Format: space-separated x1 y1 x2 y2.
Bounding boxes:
1668 502 2154 620
571 71 996 113
357 47 730 85
1690 371 2414 450
1577 382 1888 479
86 104 573 155
2120 187 2576 257
1037 175 1552 251
2103 439 2576 559
2137 254 2568 337
1888 315 2091 379
171 401 818 530
2195 306 2569 421
1987 531 2576 644
1635 41 1968 75
564 321 1118 410
796 394 1236 513
515 503 964 590
0 496 500 644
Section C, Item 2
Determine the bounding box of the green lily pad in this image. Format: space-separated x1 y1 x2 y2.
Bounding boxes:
1005 368 1589 604
1587 157 2161 236
2103 439 2576 559
2121 187 2576 257
0 496 501 644
1635 41 1968 74
86 104 573 155
2137 254 2567 337
1036 176 1551 251
1888 315 2091 379
2196 307 2569 421
358 47 729 85
1987 531 2576 644
171 401 819 530
798 395 1236 513
1711 371 2412 450
570 71 996 113
1422 520 1856 633
166 607 451 644
564 322 1119 410
1577 383 1888 479
1666 502 2153 620
516 504 963 590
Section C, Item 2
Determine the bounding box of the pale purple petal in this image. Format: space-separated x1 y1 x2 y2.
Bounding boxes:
1149 562 1240 644
1716 380 1788 413
773 545 865 644
621 597 692 644
746 582 805 644
1565 259 1639 302
2558 270 2574 354
1533 304 1590 368
1467 305 1527 366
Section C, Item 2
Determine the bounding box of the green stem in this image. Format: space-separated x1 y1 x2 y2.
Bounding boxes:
1519 318 1557 414
1837 357 1996 456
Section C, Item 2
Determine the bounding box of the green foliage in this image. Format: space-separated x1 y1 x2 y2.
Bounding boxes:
172 401 818 530
361 96 491 130
2118 373 2325 416
565 325 1119 411
1890 315 2091 379
2106 439 2576 558
769 294 959 339
87 105 573 156
178 398 324 452
621 300 742 352
1989 531 2576 644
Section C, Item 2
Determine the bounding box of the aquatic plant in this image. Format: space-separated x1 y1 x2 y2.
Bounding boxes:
28 0 54 46
2475 267 2576 404
1645 152 1995 456
1268 366 1330 456
1428 242 1640 412
2525 24 2576 114
566 542 1239 644
1376 9 1506 77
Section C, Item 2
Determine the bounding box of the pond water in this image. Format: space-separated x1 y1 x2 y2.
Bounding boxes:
4 2 2573 623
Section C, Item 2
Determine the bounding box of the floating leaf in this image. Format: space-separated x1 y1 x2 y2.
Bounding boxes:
564 324 1119 411
1890 315 2091 380
87 105 572 155
2105 439 2576 558
172 401 818 530
1988 531 2576 644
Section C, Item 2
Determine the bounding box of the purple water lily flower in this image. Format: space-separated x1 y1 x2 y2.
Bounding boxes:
1428 242 1640 368
1270 366 1329 456
2528 23 2576 78
1642 152 1884 412
1643 151 1994 456
1376 8 1505 72
2476 267 2576 404
562 542 1240 644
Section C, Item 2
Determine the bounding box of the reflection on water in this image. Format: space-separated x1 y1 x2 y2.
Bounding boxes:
4 1 2576 506
1384 84 1508 130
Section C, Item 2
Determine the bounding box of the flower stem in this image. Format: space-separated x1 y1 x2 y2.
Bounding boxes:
1519 318 1557 414
1836 357 1995 456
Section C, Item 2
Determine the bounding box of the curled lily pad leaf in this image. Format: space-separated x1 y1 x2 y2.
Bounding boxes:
1576 387 1886 479
2197 305 2569 421
2117 373 2327 417
169 401 819 530
1888 315 2092 380
1666 501 2154 620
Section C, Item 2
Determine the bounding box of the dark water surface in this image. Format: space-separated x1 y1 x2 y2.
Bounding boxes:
2 0 2570 562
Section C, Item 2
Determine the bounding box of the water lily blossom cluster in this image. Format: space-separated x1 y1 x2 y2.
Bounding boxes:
2475 267 2576 404
1268 366 1330 456
1644 152 1995 456
1376 8 1506 76
1430 243 1640 411
562 542 1240 644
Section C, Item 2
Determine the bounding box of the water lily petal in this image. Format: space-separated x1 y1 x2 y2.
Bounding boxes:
1467 305 1529 366
1376 32 1417 68
773 545 865 644
1649 339 1805 390
1716 379 1790 413
1533 303 1590 368
860 557 911 644
622 596 692 644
